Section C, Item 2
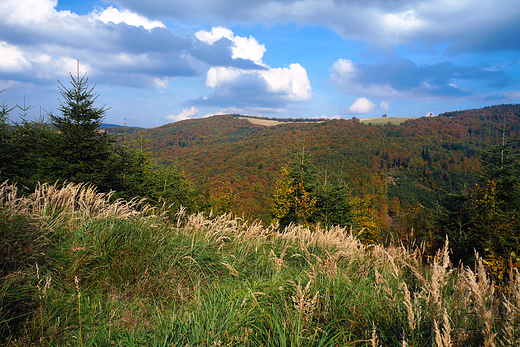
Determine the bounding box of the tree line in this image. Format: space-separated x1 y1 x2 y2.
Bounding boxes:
0 66 202 214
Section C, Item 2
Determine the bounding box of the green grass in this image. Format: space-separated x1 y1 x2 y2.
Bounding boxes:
1 182 520 346
360 117 417 125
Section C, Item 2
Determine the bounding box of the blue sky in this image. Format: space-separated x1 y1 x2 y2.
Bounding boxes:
1 0 519 128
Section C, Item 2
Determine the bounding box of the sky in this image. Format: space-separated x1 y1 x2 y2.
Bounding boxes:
1 0 519 128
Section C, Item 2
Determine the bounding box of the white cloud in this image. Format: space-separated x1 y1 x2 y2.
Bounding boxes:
166 106 199 122
205 63 312 102
350 98 376 114
331 58 400 98
195 27 312 104
195 27 266 64
314 114 341 119
0 41 31 72
380 101 391 111
1 0 62 26
197 27 311 104
0 40 92 79
381 10 424 36
195 27 233 44
331 59 355 77
116 0 520 53
332 58 395 96
214 106 243 115
262 64 312 101
89 6 165 30
0 0 197 89
205 67 243 89
36 56 90 79
152 77 171 89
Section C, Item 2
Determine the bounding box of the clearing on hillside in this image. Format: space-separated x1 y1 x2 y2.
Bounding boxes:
359 117 416 125
240 115 415 126
239 117 323 126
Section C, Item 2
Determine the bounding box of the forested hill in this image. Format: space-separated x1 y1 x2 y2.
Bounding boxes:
129 105 520 221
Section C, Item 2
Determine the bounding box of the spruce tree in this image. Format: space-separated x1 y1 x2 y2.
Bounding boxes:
314 177 352 229
0 95 15 182
48 62 113 189
442 137 520 276
270 155 353 229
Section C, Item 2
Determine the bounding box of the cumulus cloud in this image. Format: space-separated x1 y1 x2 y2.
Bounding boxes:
350 98 375 114
314 114 341 120
205 63 311 102
1 0 61 26
166 106 199 122
194 27 312 107
195 27 266 64
89 6 166 30
331 59 355 77
331 58 509 99
0 0 196 88
1 0 312 113
205 67 242 89
262 64 312 101
114 0 520 53
212 106 243 116
380 101 391 111
0 41 31 72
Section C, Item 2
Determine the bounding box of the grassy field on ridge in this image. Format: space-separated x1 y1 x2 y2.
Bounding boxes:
359 117 417 125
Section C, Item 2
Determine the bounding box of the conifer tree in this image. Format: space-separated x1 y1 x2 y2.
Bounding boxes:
48 61 113 189
0 94 56 187
442 136 520 276
0 95 15 182
473 138 520 277
270 156 353 229
478 138 520 208
314 177 352 229
270 158 318 228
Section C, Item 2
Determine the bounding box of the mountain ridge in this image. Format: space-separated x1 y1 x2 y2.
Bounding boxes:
127 105 520 221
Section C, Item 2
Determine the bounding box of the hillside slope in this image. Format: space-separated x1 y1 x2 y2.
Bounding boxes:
129 105 520 221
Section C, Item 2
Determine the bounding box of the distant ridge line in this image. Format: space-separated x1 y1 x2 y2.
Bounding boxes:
101 123 143 129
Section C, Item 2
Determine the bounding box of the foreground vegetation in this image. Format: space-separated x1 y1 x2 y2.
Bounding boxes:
2 181 520 346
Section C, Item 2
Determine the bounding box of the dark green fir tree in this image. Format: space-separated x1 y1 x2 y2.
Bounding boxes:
48 61 114 189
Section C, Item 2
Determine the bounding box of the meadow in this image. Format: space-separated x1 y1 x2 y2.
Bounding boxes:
2 181 520 346
358 117 416 126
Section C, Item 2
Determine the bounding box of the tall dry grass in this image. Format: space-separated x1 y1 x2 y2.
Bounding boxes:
2 181 520 346
0 180 153 223
175 208 520 346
